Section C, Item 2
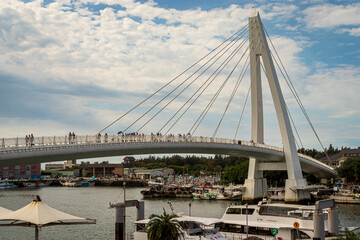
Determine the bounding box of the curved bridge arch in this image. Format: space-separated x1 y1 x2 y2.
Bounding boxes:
0 135 335 178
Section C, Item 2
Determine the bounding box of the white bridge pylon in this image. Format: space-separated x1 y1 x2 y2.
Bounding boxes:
244 12 310 202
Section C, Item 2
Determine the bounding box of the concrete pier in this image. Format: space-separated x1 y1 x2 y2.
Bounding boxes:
112 200 144 240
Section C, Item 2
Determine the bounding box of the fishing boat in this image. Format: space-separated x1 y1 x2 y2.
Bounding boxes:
0 180 18 190
192 185 244 200
60 179 95 187
192 187 221 200
23 180 50 188
133 215 227 240
329 188 360 204
141 184 193 199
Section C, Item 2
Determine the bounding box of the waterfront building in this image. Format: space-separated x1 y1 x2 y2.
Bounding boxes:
0 163 41 179
57 168 81 177
321 147 360 168
130 168 174 180
123 156 135 167
80 162 123 178
44 163 64 170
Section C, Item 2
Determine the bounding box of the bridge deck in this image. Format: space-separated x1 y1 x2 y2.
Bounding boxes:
0 134 335 178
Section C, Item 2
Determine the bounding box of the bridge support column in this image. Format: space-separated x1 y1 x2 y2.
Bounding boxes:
243 178 267 202
284 178 310 203
243 158 267 202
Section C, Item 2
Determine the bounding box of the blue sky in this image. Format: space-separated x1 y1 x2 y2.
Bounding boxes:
0 0 359 156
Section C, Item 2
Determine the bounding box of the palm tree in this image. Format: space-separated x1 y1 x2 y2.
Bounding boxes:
145 208 184 240
334 228 360 240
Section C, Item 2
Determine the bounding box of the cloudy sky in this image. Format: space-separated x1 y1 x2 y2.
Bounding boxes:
1 0 359 153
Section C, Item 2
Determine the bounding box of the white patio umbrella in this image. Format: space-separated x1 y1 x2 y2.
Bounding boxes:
0 206 13 217
0 195 96 240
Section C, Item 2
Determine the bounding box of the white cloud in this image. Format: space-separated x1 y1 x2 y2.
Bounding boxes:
302 3 360 28
259 3 298 20
341 27 360 37
302 65 360 118
0 0 358 149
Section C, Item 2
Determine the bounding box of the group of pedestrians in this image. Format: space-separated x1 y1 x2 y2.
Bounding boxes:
96 133 109 143
68 132 76 144
25 134 34 146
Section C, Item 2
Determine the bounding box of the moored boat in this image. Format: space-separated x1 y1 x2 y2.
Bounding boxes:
60 179 95 187
192 185 244 200
0 180 18 190
133 215 228 240
217 199 346 240
329 189 360 203
23 180 50 188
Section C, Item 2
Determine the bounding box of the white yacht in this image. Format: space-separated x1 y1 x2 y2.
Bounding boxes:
218 200 332 240
133 215 228 240
133 199 343 240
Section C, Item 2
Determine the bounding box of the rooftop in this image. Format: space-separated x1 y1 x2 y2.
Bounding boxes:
321 148 360 162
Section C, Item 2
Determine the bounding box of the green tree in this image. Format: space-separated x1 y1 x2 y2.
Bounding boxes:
145 208 184 240
222 160 249 184
337 158 360 183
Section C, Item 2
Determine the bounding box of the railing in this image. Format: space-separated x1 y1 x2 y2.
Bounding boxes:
0 134 283 152
0 134 334 172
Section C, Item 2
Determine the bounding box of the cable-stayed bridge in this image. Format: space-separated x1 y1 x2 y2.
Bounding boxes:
1 12 335 202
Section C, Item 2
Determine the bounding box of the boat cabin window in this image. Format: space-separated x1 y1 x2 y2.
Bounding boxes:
259 206 314 220
226 208 254 215
219 224 272 236
220 223 242 233
242 208 255 215
291 229 311 239
182 221 201 230
136 223 146 232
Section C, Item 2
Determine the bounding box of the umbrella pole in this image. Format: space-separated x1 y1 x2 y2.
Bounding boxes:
35 226 39 240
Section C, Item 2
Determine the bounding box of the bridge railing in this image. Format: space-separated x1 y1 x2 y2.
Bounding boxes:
0 134 283 153
0 134 333 170
298 152 330 169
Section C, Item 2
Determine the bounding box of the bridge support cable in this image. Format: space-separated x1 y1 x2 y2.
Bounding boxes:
270 52 328 158
121 26 249 134
190 37 263 135
98 24 249 134
286 104 304 150
136 32 250 133
158 34 250 135
234 84 251 140
263 26 329 160
259 61 304 150
233 52 262 141
159 36 250 135
190 47 250 136
212 56 251 138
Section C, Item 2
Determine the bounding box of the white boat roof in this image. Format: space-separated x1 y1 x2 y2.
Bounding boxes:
176 215 223 226
227 203 315 210
134 215 223 226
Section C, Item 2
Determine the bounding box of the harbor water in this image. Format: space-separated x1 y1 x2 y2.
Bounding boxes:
1 187 360 240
